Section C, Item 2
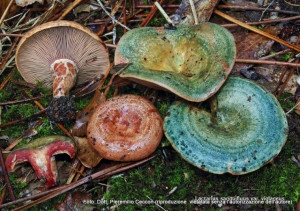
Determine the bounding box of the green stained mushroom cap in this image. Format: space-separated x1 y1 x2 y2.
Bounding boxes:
115 23 236 102
164 77 288 174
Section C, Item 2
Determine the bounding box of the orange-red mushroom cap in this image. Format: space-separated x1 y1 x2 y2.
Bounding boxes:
87 95 163 161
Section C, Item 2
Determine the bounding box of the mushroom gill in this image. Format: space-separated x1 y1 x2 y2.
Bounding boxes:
164 77 288 174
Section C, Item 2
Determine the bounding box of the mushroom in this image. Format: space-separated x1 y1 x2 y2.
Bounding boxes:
114 23 236 102
15 0 43 7
15 20 110 123
164 77 288 174
87 94 163 161
5 135 77 187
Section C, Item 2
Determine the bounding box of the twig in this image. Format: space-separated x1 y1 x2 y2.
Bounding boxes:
5 119 42 151
0 34 24 37
23 89 74 139
0 185 7 205
259 49 292 60
140 0 165 27
66 159 82 184
221 15 300 28
0 110 46 128
286 100 300 114
73 75 103 96
58 0 85 20
0 70 15 91
274 34 300 97
188 0 198 25
154 2 175 25
284 0 300 7
259 0 275 21
235 59 300 67
0 148 15 201
4 155 156 211
95 0 131 30
0 94 50 106
0 0 14 26
214 10 300 53
217 5 300 15
0 162 130 209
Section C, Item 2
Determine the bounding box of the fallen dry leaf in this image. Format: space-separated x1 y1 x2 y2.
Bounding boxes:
172 0 219 25
71 89 106 137
54 191 94 211
232 25 281 73
0 0 20 21
74 136 102 168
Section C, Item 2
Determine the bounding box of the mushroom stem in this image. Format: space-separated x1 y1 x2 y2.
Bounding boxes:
51 59 79 98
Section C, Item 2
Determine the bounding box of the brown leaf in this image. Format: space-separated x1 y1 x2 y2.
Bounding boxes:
74 136 102 168
172 0 220 25
71 89 105 137
0 0 20 22
54 191 93 211
232 25 281 72
294 99 300 115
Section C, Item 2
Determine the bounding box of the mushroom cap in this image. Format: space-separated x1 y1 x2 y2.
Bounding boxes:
115 23 236 102
164 77 288 174
15 0 43 7
15 20 110 95
87 94 163 161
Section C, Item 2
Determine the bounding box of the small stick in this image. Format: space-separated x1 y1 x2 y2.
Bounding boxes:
257 49 292 61
0 70 15 91
0 0 14 26
188 0 198 25
0 38 20 75
140 0 166 27
9 155 156 211
23 89 74 139
154 2 174 25
0 94 49 106
58 0 84 20
73 75 103 96
235 59 300 67
217 5 300 15
0 34 24 37
221 14 300 27
73 164 85 182
0 162 130 209
274 35 300 97
95 0 131 30
66 159 81 184
0 110 46 129
118 4 180 9
123 0 127 34
214 10 300 53
0 185 7 205
5 119 42 151
0 148 15 201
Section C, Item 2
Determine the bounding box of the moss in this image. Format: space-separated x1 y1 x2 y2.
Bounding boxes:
278 92 295 112
155 100 170 118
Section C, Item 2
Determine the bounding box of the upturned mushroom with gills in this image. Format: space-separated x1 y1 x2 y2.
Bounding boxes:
15 20 110 123
5 135 77 188
164 77 288 174
114 23 236 102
